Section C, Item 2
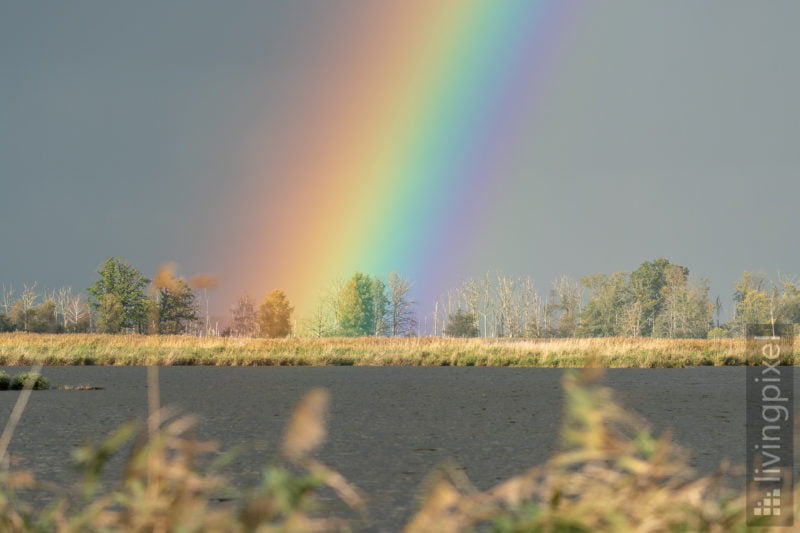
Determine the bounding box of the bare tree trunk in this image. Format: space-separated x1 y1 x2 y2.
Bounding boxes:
458 278 481 336
1 285 14 316
19 283 39 331
387 271 415 337
56 287 72 330
432 300 440 337
520 277 541 337
66 293 89 330
496 273 516 338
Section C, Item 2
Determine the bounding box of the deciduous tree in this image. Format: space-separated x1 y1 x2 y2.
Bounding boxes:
31 299 60 333
258 289 293 338
189 273 219 336
387 271 416 337
0 312 12 332
776 280 800 324
230 293 257 337
65 292 90 332
303 297 335 338
88 257 150 332
654 267 713 338
578 272 627 337
546 276 582 337
157 278 198 335
338 273 376 336
96 294 124 333
732 271 770 334
371 277 388 336
445 309 479 338
628 259 677 336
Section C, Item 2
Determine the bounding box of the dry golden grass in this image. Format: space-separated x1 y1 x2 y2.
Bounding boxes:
0 333 754 367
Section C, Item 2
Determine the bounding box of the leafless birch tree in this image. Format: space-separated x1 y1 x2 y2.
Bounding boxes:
387 271 416 336
230 293 257 337
547 276 582 337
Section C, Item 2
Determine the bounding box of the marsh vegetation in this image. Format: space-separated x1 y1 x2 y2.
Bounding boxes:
0 333 759 368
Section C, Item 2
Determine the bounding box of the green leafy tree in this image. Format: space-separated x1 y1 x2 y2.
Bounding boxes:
158 279 198 335
733 271 767 305
88 257 150 332
31 299 60 333
732 271 770 334
0 312 12 332
653 266 713 338
9 301 35 332
445 309 479 338
144 298 159 335
628 259 687 336
96 294 124 333
734 290 770 333
685 276 714 338
578 272 627 337
338 273 376 336
371 277 388 336
8 284 39 332
776 281 800 324
258 289 294 338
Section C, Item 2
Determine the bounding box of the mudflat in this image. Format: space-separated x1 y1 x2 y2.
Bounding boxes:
0 367 790 531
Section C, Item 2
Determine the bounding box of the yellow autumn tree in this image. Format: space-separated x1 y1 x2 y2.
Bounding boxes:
258 289 293 338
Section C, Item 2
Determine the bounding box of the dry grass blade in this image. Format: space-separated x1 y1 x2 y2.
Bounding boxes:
305 457 367 514
0 364 43 468
403 476 462 533
281 388 329 461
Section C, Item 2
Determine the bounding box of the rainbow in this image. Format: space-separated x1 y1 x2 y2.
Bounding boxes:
223 1 578 314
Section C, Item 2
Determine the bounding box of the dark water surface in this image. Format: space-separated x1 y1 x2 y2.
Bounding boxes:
0 367 791 531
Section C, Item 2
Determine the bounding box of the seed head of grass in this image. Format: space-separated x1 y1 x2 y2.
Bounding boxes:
153 262 180 292
281 388 329 461
188 273 219 289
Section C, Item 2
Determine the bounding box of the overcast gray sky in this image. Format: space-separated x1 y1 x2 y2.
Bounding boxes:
1 1 798 319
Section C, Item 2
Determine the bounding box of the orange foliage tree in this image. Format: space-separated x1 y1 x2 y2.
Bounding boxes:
258 289 293 338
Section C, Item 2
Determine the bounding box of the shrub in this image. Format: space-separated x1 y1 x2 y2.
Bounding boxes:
10 372 50 390
0 370 9 390
707 327 729 339
444 309 479 337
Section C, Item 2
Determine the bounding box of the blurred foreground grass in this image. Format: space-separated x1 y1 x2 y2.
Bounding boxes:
1 369 793 531
0 333 764 367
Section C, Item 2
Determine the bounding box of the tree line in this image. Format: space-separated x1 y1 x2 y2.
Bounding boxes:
431 258 800 339
295 271 417 337
0 258 294 338
1 257 797 338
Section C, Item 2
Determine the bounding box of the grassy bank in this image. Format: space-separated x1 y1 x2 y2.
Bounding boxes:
0 333 759 367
